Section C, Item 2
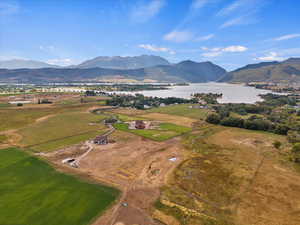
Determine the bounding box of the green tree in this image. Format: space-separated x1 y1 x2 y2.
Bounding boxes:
273 141 282 149
206 113 221 124
291 143 300 163
220 117 244 128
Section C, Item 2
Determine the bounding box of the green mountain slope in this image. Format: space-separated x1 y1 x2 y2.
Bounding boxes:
219 58 300 83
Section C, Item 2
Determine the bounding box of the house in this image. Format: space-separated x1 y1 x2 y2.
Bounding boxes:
94 135 108 145
135 120 146 129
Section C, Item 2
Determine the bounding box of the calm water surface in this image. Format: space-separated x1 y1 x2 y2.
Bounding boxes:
114 83 274 104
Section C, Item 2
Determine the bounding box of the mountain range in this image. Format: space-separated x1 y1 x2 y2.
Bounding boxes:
76 55 170 69
0 60 226 83
0 55 299 83
0 59 58 69
219 58 300 83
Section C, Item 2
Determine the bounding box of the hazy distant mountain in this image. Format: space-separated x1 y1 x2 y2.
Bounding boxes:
0 59 58 69
144 60 226 83
0 60 226 83
219 58 300 83
76 55 170 69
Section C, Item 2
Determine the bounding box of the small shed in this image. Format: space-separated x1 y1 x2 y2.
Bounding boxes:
94 135 108 145
135 120 146 129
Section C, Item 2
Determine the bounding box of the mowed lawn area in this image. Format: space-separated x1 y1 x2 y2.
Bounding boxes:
147 104 210 120
114 122 192 141
0 148 119 225
18 112 108 152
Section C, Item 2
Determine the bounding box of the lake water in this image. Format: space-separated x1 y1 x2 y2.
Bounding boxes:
113 83 274 104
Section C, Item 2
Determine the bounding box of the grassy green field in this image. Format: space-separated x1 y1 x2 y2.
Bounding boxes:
116 113 146 122
0 108 57 132
0 102 108 133
114 122 191 141
0 148 119 225
0 134 7 143
19 112 108 152
0 103 11 108
147 104 210 120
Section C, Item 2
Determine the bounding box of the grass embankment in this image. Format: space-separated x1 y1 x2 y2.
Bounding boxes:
0 148 119 225
19 112 108 152
147 104 210 120
114 122 191 141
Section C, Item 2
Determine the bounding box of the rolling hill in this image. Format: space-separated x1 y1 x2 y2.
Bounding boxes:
219 58 300 83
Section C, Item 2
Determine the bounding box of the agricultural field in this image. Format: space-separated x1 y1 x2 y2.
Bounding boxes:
18 112 108 152
56 96 108 106
147 104 210 120
1 92 300 225
140 112 198 127
0 134 7 143
114 122 191 141
155 125 300 225
0 102 97 133
0 148 119 225
113 113 146 122
0 108 57 132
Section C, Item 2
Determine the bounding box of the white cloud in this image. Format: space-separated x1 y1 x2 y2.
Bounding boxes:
196 34 215 41
202 51 223 57
0 1 20 16
217 0 249 16
164 30 215 43
220 14 257 28
191 0 209 9
201 45 248 57
39 45 56 52
274 34 300 41
217 0 267 29
255 52 284 61
163 30 194 43
191 0 220 10
223 45 248 52
130 0 165 23
46 58 75 66
138 44 175 54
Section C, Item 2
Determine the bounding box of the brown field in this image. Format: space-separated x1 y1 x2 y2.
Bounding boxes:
45 130 184 225
155 126 300 225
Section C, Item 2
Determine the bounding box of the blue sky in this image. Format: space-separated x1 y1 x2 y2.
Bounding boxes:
0 0 300 70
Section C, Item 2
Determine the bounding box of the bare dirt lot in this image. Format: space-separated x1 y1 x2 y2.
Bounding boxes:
45 130 184 225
